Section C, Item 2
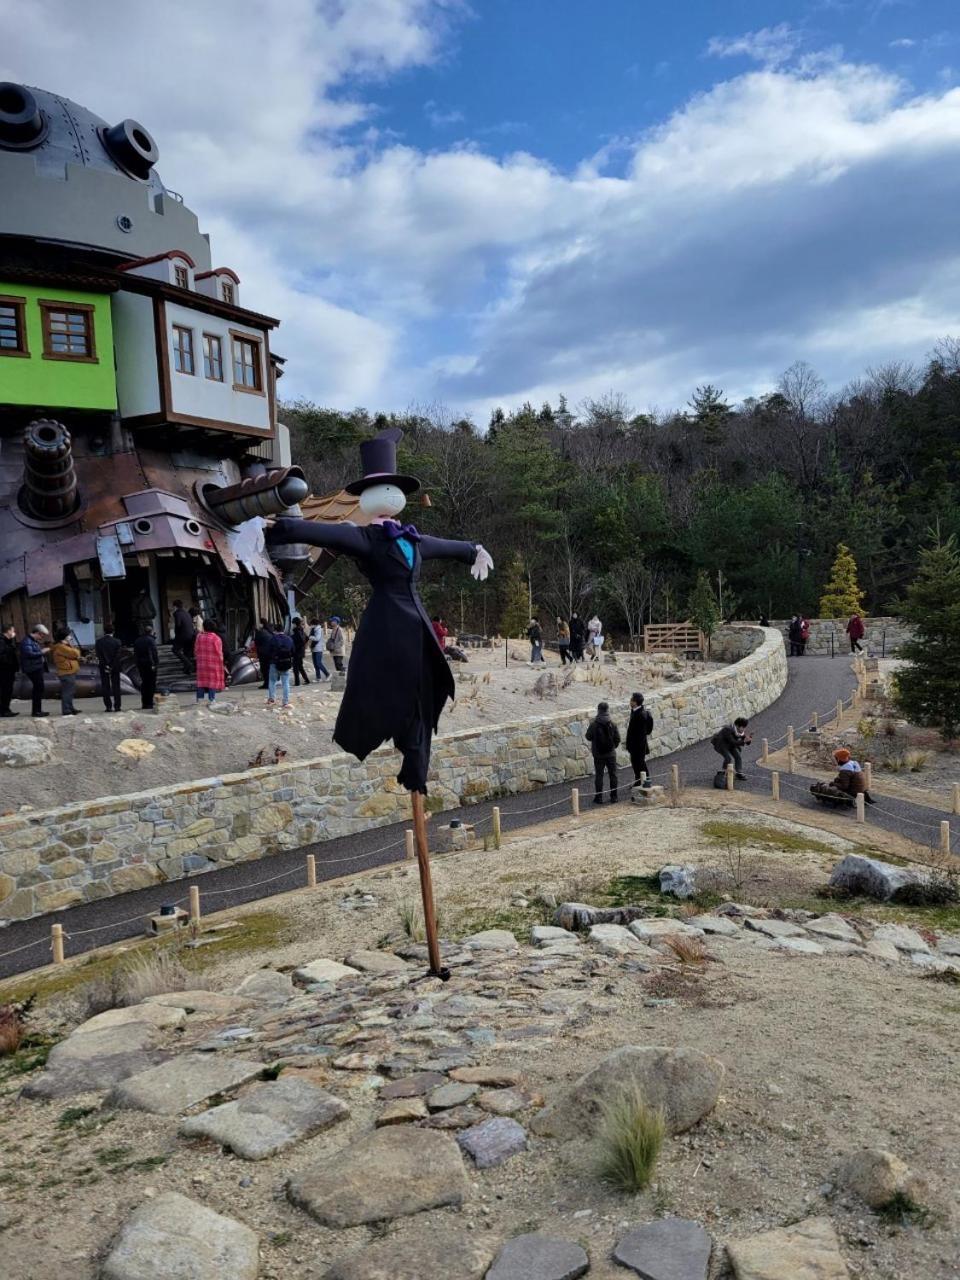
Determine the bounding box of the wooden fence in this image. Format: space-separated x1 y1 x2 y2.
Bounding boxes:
642 622 706 654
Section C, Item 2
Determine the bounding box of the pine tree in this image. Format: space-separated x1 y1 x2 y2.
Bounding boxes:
500 553 531 638
687 570 721 652
819 543 864 618
895 537 960 739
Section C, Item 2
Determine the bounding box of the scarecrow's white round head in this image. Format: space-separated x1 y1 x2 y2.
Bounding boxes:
359 482 406 519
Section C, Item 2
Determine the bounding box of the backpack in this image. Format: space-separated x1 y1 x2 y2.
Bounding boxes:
713 770 729 790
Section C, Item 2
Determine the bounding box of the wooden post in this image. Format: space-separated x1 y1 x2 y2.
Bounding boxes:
941 821 951 856
811 710 818 730
306 854 317 888
856 793 865 823
787 724 795 751
952 783 960 815
411 791 443 977
836 699 843 723
725 764 735 791
761 738 769 763
772 771 780 802
571 787 580 817
189 884 201 926
788 749 796 774
492 806 502 849
404 829 415 861
51 922 64 965
864 761 872 792
670 764 680 797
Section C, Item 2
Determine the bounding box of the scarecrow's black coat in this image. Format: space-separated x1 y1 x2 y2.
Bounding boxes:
267 518 476 792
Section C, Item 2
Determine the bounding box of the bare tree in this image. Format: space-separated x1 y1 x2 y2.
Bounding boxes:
541 522 593 620
601 558 663 641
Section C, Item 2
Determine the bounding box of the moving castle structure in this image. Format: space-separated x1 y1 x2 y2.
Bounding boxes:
0 82 318 682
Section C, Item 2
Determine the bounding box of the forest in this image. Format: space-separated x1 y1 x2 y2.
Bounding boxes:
280 339 960 641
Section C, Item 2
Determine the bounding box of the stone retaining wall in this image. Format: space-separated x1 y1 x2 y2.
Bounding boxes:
0 626 787 924
769 616 911 656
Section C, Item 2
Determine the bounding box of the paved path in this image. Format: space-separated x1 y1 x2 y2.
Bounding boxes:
1 654 953 980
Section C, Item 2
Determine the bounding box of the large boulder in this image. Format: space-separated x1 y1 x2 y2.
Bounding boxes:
554 903 647 930
531 1045 724 1139
101 1192 259 1280
828 854 921 902
0 735 53 767
838 1148 927 1209
659 865 698 899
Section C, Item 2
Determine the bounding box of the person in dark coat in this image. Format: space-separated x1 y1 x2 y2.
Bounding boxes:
19 624 50 717
527 618 544 663
133 624 159 710
0 622 19 717
626 692 654 786
267 426 493 793
291 617 311 685
266 623 294 708
569 612 586 662
586 701 621 804
846 613 865 653
711 717 751 779
254 617 274 689
171 599 195 673
95 622 123 712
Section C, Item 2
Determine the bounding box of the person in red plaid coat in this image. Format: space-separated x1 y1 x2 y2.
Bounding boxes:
193 620 226 703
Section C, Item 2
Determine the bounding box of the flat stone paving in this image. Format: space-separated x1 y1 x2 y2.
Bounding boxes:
179 1076 349 1159
108 1053 263 1115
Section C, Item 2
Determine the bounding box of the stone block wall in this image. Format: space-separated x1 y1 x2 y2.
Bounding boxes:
769 616 911 656
0 627 787 924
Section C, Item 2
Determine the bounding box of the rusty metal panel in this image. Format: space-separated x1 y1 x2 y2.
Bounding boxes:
96 534 126 580
208 528 240 574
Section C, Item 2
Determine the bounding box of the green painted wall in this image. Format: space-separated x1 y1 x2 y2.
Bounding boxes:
0 283 117 411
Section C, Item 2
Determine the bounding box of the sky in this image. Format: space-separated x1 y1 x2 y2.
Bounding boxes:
2 0 960 421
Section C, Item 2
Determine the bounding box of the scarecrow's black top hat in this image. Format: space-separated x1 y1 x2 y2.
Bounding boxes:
345 426 421 496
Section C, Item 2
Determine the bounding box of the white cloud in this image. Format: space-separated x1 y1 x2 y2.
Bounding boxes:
706 24 800 67
424 100 465 127
2 2 959 419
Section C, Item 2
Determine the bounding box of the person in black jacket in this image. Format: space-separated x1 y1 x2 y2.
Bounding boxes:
254 617 273 688
711 717 751 779
626 692 654 786
133 624 159 710
569 612 586 662
586 701 621 804
527 618 544 663
19 625 50 717
171 598 195 673
291 617 311 685
95 622 123 712
266 623 294 708
0 622 19 717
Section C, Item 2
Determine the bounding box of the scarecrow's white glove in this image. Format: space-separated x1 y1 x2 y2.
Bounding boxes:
471 545 494 581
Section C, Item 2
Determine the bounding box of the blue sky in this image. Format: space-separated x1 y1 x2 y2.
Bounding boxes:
4 0 960 418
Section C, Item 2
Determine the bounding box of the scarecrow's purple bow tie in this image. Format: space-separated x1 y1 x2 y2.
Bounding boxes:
382 520 422 542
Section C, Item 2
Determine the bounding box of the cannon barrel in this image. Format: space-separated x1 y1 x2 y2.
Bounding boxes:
205 466 309 526
21 419 79 519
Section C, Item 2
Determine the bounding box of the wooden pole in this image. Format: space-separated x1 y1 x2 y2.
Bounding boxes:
772 771 780 802
404 829 415 861
671 763 680 797
761 738 769 763
811 710 818 730
51 922 64 965
306 854 317 888
788 749 796 774
953 783 960 816
492 806 502 849
571 787 580 817
941 821 951 856
411 791 443 978
787 724 795 751
863 761 872 792
189 884 201 926
856 793 865 823
836 699 843 723
725 764 735 791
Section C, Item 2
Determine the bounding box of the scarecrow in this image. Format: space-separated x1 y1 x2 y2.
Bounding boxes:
267 427 493 974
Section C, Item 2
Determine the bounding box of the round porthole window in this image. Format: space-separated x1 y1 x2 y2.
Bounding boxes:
116 214 134 232
134 518 153 534
184 519 202 536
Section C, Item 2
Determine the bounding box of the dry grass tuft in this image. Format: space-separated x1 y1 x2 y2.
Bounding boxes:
84 948 207 1016
663 934 708 967
595 1082 666 1193
0 997 34 1056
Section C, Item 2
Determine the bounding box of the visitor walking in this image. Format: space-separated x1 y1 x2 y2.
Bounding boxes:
788 615 803 656
133 624 159 710
193 619 225 704
19 624 50 718
711 717 751 780
846 613 865 654
171 599 195 673
587 614 603 663
291 617 311 685
556 617 572 664
586 701 621 804
326 616 346 673
527 617 544 663
267 623 294 708
569 613 586 662
254 617 274 689
95 622 123 712
50 626 81 716
308 617 330 680
799 616 810 655
0 622 19 718
626 692 654 786
432 616 449 649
